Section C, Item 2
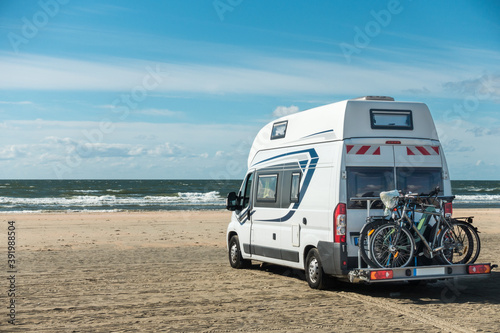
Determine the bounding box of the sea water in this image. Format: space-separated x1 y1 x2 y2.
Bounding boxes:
0 179 498 213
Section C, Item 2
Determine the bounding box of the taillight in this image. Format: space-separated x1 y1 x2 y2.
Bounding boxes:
444 202 453 218
334 203 346 243
370 270 393 280
468 264 491 274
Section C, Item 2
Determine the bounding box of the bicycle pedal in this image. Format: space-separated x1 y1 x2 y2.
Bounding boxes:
418 252 424 257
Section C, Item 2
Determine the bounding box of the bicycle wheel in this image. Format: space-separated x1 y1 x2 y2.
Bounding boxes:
358 218 387 268
438 221 480 264
369 223 415 268
458 221 481 264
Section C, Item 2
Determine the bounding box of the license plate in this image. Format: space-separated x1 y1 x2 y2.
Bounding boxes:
414 267 445 276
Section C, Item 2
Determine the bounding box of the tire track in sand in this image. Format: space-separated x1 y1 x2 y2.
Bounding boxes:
336 290 475 333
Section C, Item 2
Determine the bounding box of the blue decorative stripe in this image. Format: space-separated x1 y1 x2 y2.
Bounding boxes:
238 209 254 225
301 129 333 139
254 148 318 223
251 148 318 168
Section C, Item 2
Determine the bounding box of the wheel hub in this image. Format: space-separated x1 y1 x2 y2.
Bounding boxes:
308 258 319 283
230 244 238 263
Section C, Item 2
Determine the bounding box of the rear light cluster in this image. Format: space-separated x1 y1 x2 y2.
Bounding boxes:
468 264 491 274
334 203 346 243
444 202 453 218
370 270 393 280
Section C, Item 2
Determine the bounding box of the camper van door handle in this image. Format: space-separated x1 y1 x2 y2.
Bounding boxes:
303 218 307 225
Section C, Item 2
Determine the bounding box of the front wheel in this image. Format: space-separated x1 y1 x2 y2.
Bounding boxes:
370 223 415 268
305 248 327 289
228 235 250 269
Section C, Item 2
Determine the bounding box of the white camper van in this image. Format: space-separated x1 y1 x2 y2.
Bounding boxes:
226 96 492 288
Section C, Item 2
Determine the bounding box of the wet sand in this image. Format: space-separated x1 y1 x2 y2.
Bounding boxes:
1 209 499 332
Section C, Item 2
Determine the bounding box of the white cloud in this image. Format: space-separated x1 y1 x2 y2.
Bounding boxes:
0 119 257 178
443 73 500 101
272 105 299 118
1 52 497 99
0 101 33 105
138 108 182 117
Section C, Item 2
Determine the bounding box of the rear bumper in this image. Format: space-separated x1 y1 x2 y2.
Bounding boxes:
347 263 495 283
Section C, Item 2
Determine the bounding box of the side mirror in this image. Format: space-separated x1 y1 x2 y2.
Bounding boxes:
226 192 242 211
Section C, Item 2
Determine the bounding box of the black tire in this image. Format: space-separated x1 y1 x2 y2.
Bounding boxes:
359 218 387 268
459 222 481 264
437 221 479 265
305 248 327 289
370 223 415 268
228 235 250 269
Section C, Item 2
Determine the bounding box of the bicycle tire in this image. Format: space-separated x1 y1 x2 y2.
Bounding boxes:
369 223 415 268
358 218 387 268
438 220 480 264
459 221 481 264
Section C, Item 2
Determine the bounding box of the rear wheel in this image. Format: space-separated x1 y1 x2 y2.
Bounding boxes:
370 223 415 268
228 235 250 269
459 222 481 264
305 248 327 289
359 218 387 268
438 221 479 265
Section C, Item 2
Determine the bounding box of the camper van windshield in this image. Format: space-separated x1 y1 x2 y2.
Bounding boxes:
370 110 413 130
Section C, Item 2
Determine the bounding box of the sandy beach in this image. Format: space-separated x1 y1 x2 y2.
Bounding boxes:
1 209 499 332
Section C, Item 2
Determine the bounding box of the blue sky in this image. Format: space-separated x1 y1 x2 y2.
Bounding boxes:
0 0 499 179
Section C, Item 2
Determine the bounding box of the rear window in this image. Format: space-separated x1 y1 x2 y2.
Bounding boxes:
347 167 443 209
347 167 394 209
370 109 413 130
397 167 442 195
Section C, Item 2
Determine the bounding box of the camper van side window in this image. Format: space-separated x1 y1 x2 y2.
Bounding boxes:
290 172 301 203
370 109 413 130
241 173 253 209
271 121 288 140
256 174 278 202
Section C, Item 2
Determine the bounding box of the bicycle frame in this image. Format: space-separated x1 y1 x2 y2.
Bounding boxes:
393 195 455 259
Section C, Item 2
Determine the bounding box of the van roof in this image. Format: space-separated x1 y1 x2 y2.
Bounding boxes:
248 97 439 167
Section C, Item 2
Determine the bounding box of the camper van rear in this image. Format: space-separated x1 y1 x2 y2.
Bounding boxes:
226 96 492 289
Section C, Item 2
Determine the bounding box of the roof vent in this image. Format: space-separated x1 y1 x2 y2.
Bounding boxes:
353 96 395 101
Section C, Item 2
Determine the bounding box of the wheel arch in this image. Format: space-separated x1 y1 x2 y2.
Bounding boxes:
227 231 238 246
303 244 316 269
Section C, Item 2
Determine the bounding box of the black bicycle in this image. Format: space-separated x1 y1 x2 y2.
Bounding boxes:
359 188 480 268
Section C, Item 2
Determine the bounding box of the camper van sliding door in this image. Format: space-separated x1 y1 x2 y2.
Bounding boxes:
248 164 302 263
249 171 282 259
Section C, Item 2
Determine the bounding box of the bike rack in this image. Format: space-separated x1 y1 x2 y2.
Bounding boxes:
350 196 381 269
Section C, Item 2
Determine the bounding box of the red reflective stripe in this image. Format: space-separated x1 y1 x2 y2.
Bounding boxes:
432 146 440 155
346 145 354 154
407 147 414 155
416 146 430 155
356 146 370 155
373 147 381 155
